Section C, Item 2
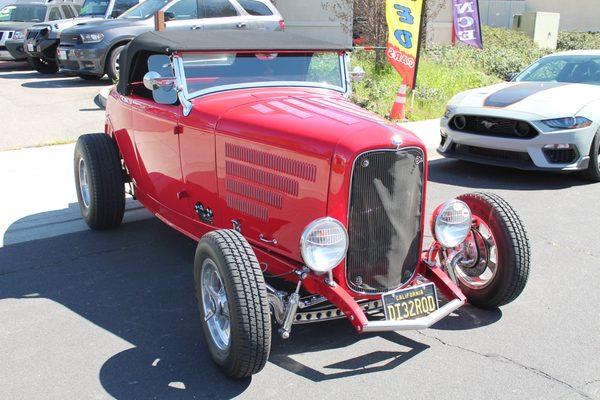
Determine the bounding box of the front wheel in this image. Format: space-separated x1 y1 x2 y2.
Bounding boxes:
27 56 58 74
194 230 271 378
106 44 126 82
582 131 600 182
452 192 530 309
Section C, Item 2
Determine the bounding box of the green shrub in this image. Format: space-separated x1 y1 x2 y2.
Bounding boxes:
557 31 600 50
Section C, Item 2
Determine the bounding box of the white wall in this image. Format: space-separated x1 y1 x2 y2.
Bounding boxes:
272 0 353 47
525 0 600 32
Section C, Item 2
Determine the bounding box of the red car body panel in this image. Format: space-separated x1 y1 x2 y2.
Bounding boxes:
106 84 458 332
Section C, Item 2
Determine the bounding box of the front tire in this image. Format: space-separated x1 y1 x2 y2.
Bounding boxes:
194 230 271 378
74 134 125 229
454 192 530 309
582 131 600 182
106 44 126 82
27 56 59 74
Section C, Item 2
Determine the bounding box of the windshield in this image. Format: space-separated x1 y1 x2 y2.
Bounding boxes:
0 4 46 22
180 52 346 98
517 55 600 86
79 0 109 16
119 0 168 19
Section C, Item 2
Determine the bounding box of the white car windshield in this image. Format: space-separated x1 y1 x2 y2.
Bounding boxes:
180 52 346 98
119 0 168 19
517 55 600 86
79 0 109 16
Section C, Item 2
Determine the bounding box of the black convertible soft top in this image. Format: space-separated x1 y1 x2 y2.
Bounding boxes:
117 30 350 95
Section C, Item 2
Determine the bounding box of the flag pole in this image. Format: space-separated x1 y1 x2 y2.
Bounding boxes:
412 0 427 89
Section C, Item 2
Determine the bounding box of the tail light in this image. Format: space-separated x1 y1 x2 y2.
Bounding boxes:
279 19 285 31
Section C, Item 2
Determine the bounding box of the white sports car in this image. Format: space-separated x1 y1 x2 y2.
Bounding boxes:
439 50 600 181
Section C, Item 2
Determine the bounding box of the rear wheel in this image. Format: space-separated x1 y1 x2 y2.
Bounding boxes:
582 131 600 182
27 56 58 74
106 44 126 82
194 230 271 378
453 192 530 308
74 134 125 229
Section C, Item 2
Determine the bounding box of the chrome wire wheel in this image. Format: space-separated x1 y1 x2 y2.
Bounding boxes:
201 259 230 351
454 217 498 290
78 157 90 208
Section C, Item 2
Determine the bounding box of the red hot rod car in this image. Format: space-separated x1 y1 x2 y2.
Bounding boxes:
74 30 530 378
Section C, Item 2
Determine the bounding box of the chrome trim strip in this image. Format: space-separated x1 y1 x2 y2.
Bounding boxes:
346 146 426 295
362 299 465 332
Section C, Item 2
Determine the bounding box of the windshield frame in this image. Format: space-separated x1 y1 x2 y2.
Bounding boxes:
172 51 350 104
515 54 600 86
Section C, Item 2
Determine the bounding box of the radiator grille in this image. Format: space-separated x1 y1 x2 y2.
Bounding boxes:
346 149 424 293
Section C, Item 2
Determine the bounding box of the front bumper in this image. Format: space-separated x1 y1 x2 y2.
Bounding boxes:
24 37 59 59
439 116 595 171
2 39 26 61
56 42 107 76
302 260 466 333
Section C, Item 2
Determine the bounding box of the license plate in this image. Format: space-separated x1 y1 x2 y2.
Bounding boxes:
57 49 67 60
26 42 34 52
382 283 439 321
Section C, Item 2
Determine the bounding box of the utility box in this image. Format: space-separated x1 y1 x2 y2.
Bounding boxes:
513 11 560 50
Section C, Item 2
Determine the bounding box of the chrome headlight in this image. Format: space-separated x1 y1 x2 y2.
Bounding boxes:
80 33 104 43
432 200 472 248
542 116 592 130
13 30 26 40
300 217 348 273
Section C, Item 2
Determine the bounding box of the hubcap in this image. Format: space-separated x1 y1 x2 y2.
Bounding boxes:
78 158 90 208
454 217 498 289
201 259 230 351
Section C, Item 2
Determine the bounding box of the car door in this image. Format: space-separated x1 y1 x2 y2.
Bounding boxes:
131 96 187 215
198 0 249 30
163 0 200 30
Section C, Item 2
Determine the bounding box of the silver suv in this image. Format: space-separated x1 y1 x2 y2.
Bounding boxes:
57 0 283 81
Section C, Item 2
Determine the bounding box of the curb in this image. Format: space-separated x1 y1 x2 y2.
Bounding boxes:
97 86 113 109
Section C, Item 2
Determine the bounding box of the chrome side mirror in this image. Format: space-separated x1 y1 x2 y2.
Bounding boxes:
143 71 162 91
350 66 366 82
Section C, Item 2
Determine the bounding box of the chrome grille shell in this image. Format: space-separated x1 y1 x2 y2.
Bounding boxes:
346 148 425 294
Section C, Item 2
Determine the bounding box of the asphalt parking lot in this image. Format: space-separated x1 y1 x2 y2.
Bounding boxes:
1 64 599 400
0 61 109 151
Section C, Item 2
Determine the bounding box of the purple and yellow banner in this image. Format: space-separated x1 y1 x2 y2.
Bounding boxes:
452 0 483 48
385 0 425 89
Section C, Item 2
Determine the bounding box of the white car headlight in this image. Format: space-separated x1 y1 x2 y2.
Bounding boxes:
444 105 457 119
432 200 472 248
13 30 26 40
80 33 104 43
300 217 348 273
542 116 592 130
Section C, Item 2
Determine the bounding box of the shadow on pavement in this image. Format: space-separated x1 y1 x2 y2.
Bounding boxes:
21 77 111 89
428 158 591 190
1 206 504 397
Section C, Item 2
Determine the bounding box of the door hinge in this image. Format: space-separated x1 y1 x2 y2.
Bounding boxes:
174 125 183 135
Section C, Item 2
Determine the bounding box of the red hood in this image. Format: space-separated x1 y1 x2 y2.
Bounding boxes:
189 87 425 160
